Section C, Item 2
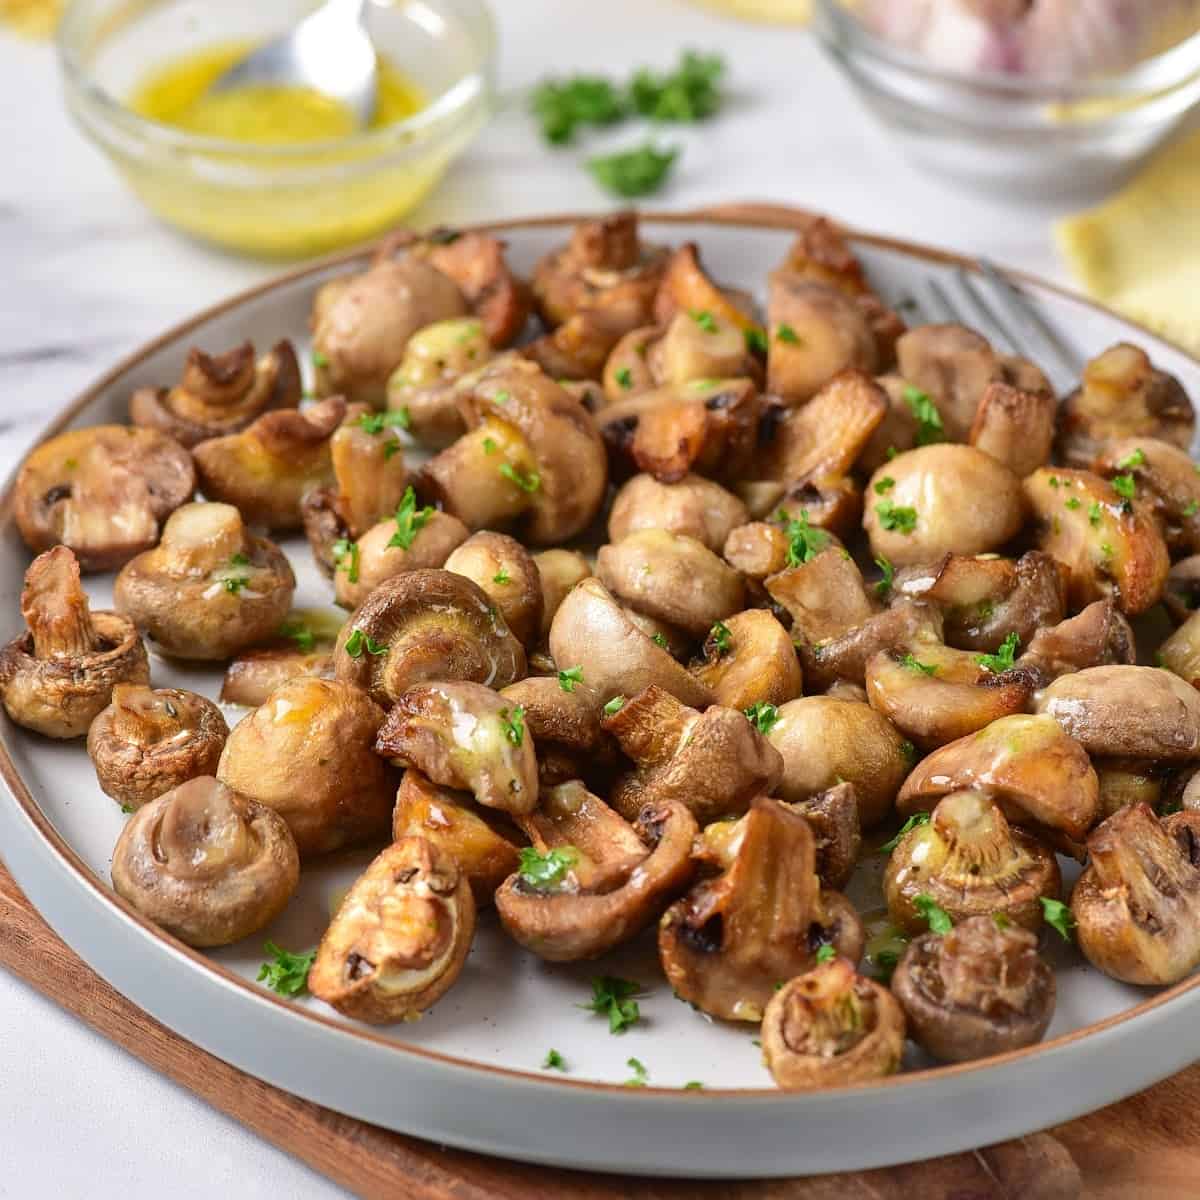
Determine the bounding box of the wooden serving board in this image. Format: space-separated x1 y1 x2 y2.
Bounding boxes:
1 863 1196 1200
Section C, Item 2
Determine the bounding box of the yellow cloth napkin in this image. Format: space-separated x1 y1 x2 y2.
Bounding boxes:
1057 128 1200 357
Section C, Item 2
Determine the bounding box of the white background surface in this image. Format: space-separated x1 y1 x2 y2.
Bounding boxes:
0 1 1080 1195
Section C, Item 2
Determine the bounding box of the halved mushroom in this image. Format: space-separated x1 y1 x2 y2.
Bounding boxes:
864 445 1025 568
0 546 149 738
391 770 520 907
130 339 302 447
772 473 864 542
548 577 714 708
499 674 607 786
309 836 476 1022
802 599 944 692
14 425 195 571
608 473 748 552
1165 556 1200 625
892 916 1056 1063
596 529 744 638
1017 599 1135 682
310 256 470 406
603 684 783 825
967 381 1056 477
1057 343 1194 468
88 685 229 811
111 776 299 947
374 681 538 816
333 569 526 710
690 609 803 710
766 696 910 829
766 543 874 648
444 531 543 648
884 790 1061 934
897 714 1100 842
217 677 394 856
114 502 295 661
660 797 864 1022
1023 467 1169 616
495 795 696 961
192 397 344 530
418 358 608 544
654 241 758 333
1036 665 1200 760
1073 804 1200 985
384 317 495 448
1095 437 1200 557
1095 758 1163 820
219 607 343 708
761 958 906 1090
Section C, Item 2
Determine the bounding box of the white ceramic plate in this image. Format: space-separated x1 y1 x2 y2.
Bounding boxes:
3 211 1199 1179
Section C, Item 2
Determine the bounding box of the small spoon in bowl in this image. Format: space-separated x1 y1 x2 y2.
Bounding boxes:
207 0 379 129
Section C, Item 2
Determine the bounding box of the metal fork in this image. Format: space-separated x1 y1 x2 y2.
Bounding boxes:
904 261 1084 394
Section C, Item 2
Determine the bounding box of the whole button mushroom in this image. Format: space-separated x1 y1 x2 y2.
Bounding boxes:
217 677 394 857
129 339 301 448
1073 804 1200 985
0 546 149 739
660 797 864 1022
111 776 299 948
761 958 906 1091
14 425 195 571
114 501 295 661
192 397 345 530
864 445 1025 568
88 685 228 811
418 358 608 545
374 681 539 817
333 569 526 710
444 531 544 648
309 836 476 1023
891 916 1056 1064
608 473 748 553
884 790 1061 935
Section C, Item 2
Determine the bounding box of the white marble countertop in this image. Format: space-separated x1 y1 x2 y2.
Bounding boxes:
0 1 1079 1195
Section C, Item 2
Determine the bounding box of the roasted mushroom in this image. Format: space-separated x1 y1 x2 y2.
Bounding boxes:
114 502 295 661
333 569 525 710
1096 758 1163 820
309 837 476 1022
219 607 343 708
444 531 543 648
1073 804 1200 985
391 770 520 907
217 677 394 856
660 797 864 1021
192 397 344 529
765 541 873 650
690 609 803 711
130 339 302 447
374 681 539 816
761 958 906 1090
1057 343 1194 468
1094 437 1200 557
608 472 748 552
655 241 758 333
111 776 299 947
967 381 1056 477
499 673 607 786
1165 556 1200 625
495 795 696 961
532 548 591 641
88 685 228 810
603 684 783 825
14 425 195 571
884 790 1061 934
892 916 1056 1063
0 546 149 738
1018 599 1135 682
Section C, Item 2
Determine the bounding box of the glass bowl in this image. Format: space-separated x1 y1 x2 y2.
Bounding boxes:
811 0 1200 202
58 0 496 258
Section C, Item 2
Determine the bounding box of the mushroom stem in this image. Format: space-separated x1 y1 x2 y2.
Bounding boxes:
158 502 247 573
22 546 97 658
108 683 182 746
780 958 871 1059
177 344 256 413
603 686 691 767
934 790 1027 881
1088 805 1192 911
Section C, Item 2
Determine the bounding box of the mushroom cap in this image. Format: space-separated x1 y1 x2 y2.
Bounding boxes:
309 836 476 1022
88 684 229 810
891 917 1056 1063
762 960 906 1091
444 531 544 648
897 713 1101 841
110 776 299 947
499 674 602 754
114 502 296 661
531 548 591 640
334 568 526 709
608 472 748 552
548 578 714 709
220 646 336 709
1036 665 1200 761
217 677 394 857
14 424 195 571
690 608 803 711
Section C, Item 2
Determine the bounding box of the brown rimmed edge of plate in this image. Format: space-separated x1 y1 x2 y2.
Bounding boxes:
2 203 1197 1101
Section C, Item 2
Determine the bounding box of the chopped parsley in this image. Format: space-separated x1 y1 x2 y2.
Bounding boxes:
221 573 250 595
332 538 360 583
257 943 316 997
580 976 645 1034
1112 473 1136 507
588 142 679 198
876 501 917 535
355 409 411 435
815 944 836 964
499 462 542 493
903 385 944 446
874 476 895 495
279 619 316 653
311 350 329 368
1117 448 1146 469
900 739 917 763
651 632 669 649
120 803 134 815
500 705 526 747
874 555 895 599
992 912 1011 930
625 1056 649 1087
900 653 937 676
775 323 800 345
558 666 584 693
493 568 512 585
913 894 953 936
603 695 626 716
543 1048 567 1071
518 845 578 890
1088 501 1103 527
1100 541 1114 560
976 631 1020 675
343 628 387 659
1065 496 1081 510
615 366 634 390
744 327 768 355
877 811 931 854
1186 500 1200 518
709 620 733 655
628 50 725 122
531 75 626 144
744 701 779 735
778 508 831 566
683 1081 704 1090
1041 897 1075 942
387 487 435 552
690 309 718 334
482 436 498 455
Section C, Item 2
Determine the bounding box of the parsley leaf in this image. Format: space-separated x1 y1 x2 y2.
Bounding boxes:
1185 500 1200 518
876 501 917 535
744 701 779 735
344 628 387 659
531 75 626 144
356 409 411 435
332 538 360 583
627 50 724 122
120 803 134 814
493 568 511 585
518 845 578 890
690 309 718 333
482 436 498 455
387 486 435 551
775 323 800 345
877 811 931 854
874 555 895 599
603 695 626 716
992 912 1011 930
900 653 937 676
683 1081 704 1090
975 631 1020 675
873 476 895 495
500 705 526 747
543 1048 567 1071
1112 474 1136 505
651 631 669 649
815 944 836 964
709 620 733 655
588 143 679 198
624 1056 649 1087
903 385 944 446
1117 447 1146 469
499 462 542 493
913 894 953 935
558 666 584 693
778 508 831 566
257 942 316 997
744 327 768 355
311 350 329 368
580 976 645 1034
615 366 634 390
1088 501 1103 527
279 620 317 653
1065 496 1081 510
1041 897 1075 941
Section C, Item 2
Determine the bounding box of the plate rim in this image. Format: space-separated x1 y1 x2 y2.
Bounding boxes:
3 204 1200 1106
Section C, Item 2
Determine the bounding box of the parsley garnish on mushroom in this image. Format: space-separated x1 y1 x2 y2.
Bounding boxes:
343 628 387 659
874 476 895 495
744 327 768 355
874 554 895 598
690 309 718 334
603 695 626 716
900 653 937 676
355 409 411 436
615 366 634 389
500 704 526 747
876 501 918 535
775 323 800 345
257 942 316 997
557 666 584 693
499 462 542 493
580 976 645 1034
744 701 779 736
877 811 931 855
387 486 435 551
278 619 316 653
914 894 954 935
1118 447 1146 469
493 568 511 585
903 385 944 446
1040 897 1075 942
518 845 579 890
815 944 836 964
975 631 1020 675
331 537 360 583
777 508 830 566
709 620 733 655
